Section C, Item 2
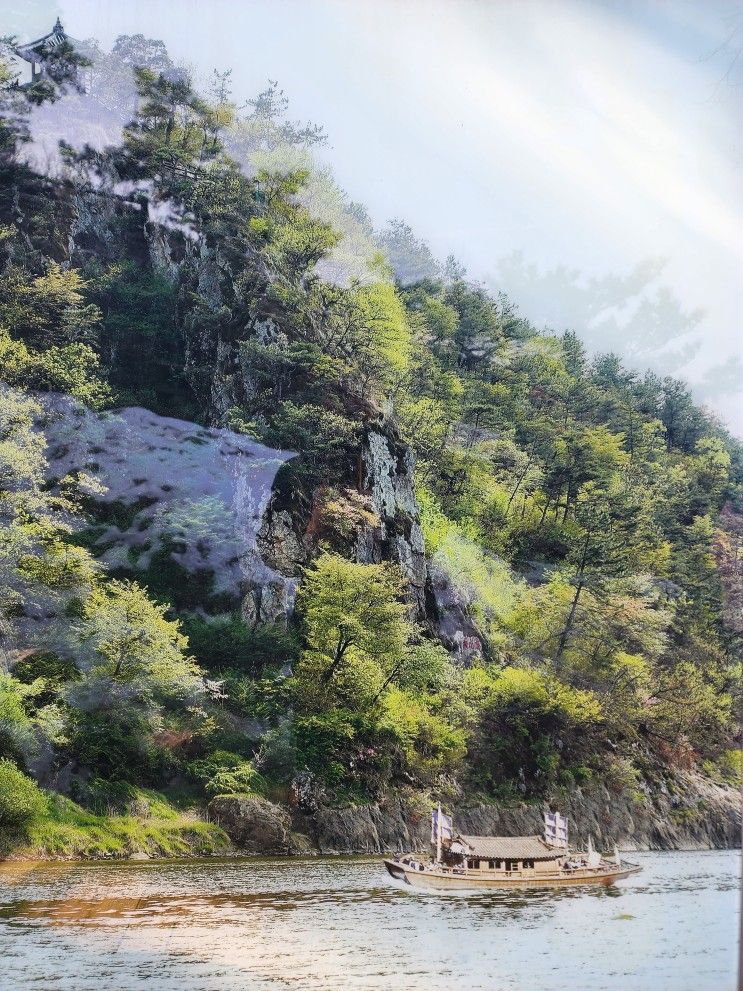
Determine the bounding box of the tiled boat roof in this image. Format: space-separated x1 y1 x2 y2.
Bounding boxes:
457 835 561 859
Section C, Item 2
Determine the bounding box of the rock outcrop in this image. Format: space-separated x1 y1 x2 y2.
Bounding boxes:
306 797 430 854
360 429 427 616
294 771 740 855
427 561 483 653
208 795 312 854
61 184 435 631
454 772 741 852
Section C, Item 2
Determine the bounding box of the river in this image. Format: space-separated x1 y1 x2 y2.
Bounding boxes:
0 851 738 991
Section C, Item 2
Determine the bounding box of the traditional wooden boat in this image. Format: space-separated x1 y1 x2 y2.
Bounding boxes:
384 809 641 890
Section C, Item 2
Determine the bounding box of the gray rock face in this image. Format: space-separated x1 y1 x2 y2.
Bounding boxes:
241 572 297 628
427 562 483 653
41 397 295 611
297 771 740 855
309 799 429 854
69 187 117 261
456 772 741 852
146 220 186 282
208 795 309 853
257 508 308 577
363 431 418 520
64 188 434 630
361 430 427 615
254 424 431 623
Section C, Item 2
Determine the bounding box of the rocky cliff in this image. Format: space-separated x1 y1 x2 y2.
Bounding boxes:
210 770 740 855
60 182 431 627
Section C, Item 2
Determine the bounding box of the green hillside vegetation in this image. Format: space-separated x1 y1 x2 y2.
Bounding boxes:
0 36 740 854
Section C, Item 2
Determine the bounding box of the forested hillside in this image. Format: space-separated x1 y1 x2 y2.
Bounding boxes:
0 34 740 857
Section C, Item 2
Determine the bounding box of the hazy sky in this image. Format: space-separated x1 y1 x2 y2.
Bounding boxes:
4 0 742 433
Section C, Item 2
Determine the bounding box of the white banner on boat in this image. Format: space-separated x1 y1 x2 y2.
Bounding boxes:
587 834 601 867
431 809 453 844
544 811 569 848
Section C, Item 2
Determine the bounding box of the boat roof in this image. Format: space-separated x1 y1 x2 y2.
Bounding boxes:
456 834 562 860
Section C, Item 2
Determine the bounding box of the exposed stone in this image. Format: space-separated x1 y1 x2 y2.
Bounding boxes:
65 186 434 633
427 562 483 653
257 508 308 576
363 431 418 519
288 831 316 854
195 242 224 311
361 430 427 615
355 523 381 564
253 317 282 344
456 771 741 851
241 571 297 628
39 397 294 610
69 187 117 262
146 219 185 281
312 806 380 854
208 795 310 854
294 771 740 856
309 798 429 854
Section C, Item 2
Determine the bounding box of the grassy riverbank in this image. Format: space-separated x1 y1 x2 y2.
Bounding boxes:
1 790 232 862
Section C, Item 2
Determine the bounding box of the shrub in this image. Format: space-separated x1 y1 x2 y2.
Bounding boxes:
66 708 172 784
69 776 136 815
466 666 602 795
188 750 265 796
704 749 742 787
0 759 47 828
11 651 79 686
0 673 36 761
205 762 264 797
292 711 398 793
182 615 298 677
380 687 467 784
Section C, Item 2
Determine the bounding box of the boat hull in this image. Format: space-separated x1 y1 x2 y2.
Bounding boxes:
383 860 641 890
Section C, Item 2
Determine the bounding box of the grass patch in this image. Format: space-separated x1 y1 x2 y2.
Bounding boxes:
2 790 233 861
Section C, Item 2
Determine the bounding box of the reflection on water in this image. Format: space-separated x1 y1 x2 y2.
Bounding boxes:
0 852 738 991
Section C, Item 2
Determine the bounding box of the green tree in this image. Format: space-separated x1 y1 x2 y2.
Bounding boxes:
0 264 101 350
294 553 409 710
466 666 601 794
74 580 200 692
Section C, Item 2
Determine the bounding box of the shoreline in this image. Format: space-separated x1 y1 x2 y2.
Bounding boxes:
2 846 741 867
3 767 738 864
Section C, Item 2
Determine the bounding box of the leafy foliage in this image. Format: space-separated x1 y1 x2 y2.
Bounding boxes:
0 758 47 827
0 33 739 829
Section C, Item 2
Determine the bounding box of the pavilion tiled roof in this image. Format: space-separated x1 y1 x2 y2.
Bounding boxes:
15 20 68 62
457 834 561 860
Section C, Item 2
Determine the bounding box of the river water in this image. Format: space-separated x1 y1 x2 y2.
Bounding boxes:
0 851 738 991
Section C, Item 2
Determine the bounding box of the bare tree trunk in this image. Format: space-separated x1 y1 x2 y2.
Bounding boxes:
538 497 551 529
506 457 533 513
554 530 590 669
321 636 352 685
554 579 584 671
369 661 404 707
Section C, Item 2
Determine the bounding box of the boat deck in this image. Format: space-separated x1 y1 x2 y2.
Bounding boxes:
384 858 641 890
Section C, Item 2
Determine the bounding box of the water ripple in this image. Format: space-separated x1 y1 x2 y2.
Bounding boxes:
0 851 738 991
